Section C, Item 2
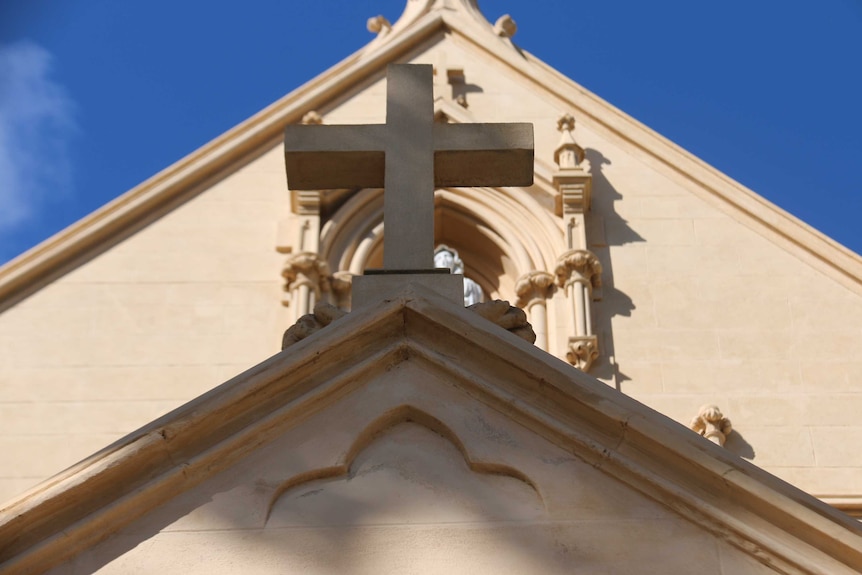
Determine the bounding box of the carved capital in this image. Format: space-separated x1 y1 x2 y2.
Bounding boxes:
515 271 555 308
566 335 599 372
554 249 602 290
690 405 733 447
282 252 330 304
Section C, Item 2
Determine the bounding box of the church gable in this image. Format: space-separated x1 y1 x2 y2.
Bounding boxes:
0 0 861 531
5 285 859 574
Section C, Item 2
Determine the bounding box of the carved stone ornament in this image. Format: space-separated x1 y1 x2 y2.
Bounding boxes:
690 405 733 447
566 335 599 372
468 300 536 344
282 303 348 349
282 252 330 302
554 113 585 169
554 249 602 290
493 14 517 38
515 271 555 308
367 15 392 35
301 111 323 125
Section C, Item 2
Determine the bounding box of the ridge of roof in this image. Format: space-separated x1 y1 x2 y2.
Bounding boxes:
0 1 860 313
1 283 860 574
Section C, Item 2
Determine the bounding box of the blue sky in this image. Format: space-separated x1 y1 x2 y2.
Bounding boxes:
1 0 860 265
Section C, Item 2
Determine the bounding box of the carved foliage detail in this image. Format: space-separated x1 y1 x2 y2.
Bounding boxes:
282 252 331 306
690 405 733 447
554 249 602 289
515 271 555 308
566 335 599 372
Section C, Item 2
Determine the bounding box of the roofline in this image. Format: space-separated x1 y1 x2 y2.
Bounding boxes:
1 8 860 311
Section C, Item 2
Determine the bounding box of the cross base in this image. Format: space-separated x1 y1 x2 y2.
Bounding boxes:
353 272 465 309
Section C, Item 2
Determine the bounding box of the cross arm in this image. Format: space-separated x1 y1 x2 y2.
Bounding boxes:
433 123 534 188
283 124 387 190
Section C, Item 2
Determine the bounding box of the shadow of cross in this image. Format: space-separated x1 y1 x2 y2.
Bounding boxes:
284 64 533 271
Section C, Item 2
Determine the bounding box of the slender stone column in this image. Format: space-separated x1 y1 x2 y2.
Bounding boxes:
555 249 602 371
515 271 555 351
281 252 331 320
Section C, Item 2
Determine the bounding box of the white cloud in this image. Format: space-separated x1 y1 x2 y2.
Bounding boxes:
0 41 77 232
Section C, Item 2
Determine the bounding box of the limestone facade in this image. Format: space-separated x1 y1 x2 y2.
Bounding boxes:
0 0 860 522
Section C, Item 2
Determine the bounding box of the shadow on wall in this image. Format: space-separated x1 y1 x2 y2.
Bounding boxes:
66 419 584 574
725 430 756 461
584 148 643 391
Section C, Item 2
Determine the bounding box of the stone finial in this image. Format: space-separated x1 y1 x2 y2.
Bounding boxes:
493 14 517 38
690 405 733 446
468 300 536 344
301 111 323 125
554 113 585 169
567 336 599 372
554 249 602 290
367 15 392 35
515 271 555 308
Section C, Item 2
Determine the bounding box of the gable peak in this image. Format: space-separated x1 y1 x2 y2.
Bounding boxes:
365 0 506 49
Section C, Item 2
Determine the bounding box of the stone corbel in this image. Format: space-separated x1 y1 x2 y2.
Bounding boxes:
281 253 331 316
566 335 599 372
690 405 733 446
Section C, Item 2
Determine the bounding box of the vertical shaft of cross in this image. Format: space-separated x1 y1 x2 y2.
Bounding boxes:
383 64 435 270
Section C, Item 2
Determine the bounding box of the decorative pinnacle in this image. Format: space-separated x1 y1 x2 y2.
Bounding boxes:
554 113 585 169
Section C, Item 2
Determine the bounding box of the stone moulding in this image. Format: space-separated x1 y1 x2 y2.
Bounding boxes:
1 283 860 574
264 404 541 524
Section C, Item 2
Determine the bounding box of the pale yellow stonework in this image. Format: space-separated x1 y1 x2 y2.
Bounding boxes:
1 0 862 571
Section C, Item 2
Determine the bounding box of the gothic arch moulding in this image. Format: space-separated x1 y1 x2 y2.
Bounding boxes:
318 186 562 302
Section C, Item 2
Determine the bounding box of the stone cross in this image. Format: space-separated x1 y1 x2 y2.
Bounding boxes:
284 64 533 271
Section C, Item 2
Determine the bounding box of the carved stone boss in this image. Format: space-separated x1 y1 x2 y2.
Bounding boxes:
284 64 533 307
